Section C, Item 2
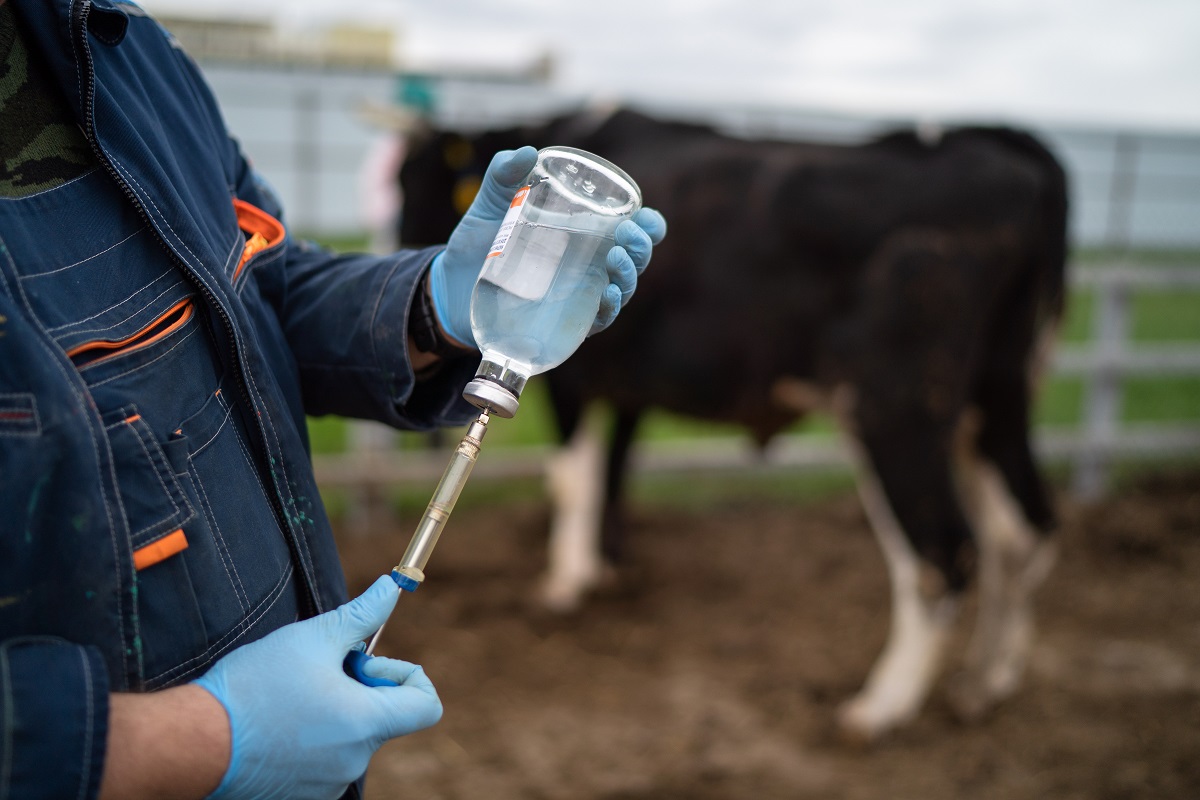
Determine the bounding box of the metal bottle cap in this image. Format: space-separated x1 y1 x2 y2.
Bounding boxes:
463 377 520 418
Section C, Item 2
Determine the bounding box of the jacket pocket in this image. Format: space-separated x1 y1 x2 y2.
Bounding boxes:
141 380 297 687
103 405 194 546
68 297 195 372
102 405 208 680
231 198 285 288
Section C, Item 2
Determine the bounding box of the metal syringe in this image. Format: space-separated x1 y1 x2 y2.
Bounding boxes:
343 408 492 685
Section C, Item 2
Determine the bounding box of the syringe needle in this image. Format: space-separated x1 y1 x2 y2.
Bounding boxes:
363 589 397 656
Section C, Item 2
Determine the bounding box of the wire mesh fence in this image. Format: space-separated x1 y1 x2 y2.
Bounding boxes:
197 61 1200 249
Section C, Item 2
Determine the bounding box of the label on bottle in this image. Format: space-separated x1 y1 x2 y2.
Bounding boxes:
486 186 529 259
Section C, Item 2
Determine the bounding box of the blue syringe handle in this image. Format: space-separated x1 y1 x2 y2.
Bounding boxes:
343 570 421 687
343 648 398 687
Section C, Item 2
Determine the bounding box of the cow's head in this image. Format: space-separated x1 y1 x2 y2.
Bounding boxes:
396 107 648 248
397 129 493 247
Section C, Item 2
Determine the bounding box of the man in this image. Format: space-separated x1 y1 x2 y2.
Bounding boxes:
0 1 666 798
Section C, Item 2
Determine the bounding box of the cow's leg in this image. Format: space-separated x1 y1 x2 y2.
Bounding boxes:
950 381 1057 719
541 409 607 612
599 408 641 565
837 414 970 742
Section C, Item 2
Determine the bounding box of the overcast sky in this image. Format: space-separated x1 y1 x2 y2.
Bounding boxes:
141 0 1200 132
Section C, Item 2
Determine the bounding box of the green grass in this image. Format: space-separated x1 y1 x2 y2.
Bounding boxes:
1123 377 1200 422
307 415 347 453
1057 287 1094 343
1072 247 1200 267
1063 287 1200 344
300 232 372 254
1131 291 1200 341
1034 377 1085 427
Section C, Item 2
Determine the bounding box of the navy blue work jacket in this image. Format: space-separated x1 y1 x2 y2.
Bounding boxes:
0 2 477 797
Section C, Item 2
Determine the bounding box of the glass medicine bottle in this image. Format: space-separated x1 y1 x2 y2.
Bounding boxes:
463 146 643 417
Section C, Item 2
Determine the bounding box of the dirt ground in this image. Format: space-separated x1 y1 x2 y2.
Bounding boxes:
334 468 1200 800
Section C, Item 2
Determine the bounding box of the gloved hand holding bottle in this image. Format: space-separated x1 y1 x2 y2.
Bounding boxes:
429 146 668 349
193 576 442 799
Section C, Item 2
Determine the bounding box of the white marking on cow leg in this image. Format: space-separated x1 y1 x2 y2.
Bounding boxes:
837 450 958 742
950 458 1057 720
540 419 606 613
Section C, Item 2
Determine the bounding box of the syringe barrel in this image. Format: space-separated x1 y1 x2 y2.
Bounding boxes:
395 413 489 581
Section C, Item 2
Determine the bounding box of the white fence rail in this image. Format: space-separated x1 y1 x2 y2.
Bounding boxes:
313 263 1200 500
1053 264 1200 498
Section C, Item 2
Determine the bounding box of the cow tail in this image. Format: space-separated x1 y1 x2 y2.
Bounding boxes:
1036 139 1070 327
1010 128 1070 390
994 127 1071 327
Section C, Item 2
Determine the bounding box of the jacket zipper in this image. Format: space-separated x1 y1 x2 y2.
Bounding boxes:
71 1 320 619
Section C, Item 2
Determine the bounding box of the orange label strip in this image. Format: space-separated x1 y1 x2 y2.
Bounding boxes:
132 529 189 571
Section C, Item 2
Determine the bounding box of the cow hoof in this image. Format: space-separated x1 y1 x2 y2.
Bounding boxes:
833 718 878 750
538 576 589 614
944 670 1009 724
834 698 892 746
538 563 621 614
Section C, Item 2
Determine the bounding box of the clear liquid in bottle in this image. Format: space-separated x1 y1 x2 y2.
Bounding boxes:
471 218 613 376
462 147 641 418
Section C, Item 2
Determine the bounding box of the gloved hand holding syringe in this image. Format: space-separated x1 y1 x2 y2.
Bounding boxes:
345 146 666 685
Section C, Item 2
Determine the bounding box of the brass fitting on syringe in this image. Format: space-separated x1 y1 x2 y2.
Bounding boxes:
390 410 492 593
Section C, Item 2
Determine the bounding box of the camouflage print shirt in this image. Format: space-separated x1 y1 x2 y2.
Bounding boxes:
0 1 95 197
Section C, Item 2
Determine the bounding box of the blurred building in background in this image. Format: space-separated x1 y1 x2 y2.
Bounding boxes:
155 15 1200 250
155 14 394 68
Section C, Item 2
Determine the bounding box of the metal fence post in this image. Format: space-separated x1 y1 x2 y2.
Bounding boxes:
295 89 320 232
1105 133 1139 250
1073 275 1131 499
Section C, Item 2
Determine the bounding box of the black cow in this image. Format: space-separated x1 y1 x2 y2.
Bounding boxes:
398 107 1068 741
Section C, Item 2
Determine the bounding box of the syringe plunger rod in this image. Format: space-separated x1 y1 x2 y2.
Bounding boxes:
393 411 490 585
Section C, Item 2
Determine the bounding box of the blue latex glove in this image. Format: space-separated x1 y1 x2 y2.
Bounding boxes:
194 576 442 799
429 146 668 348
